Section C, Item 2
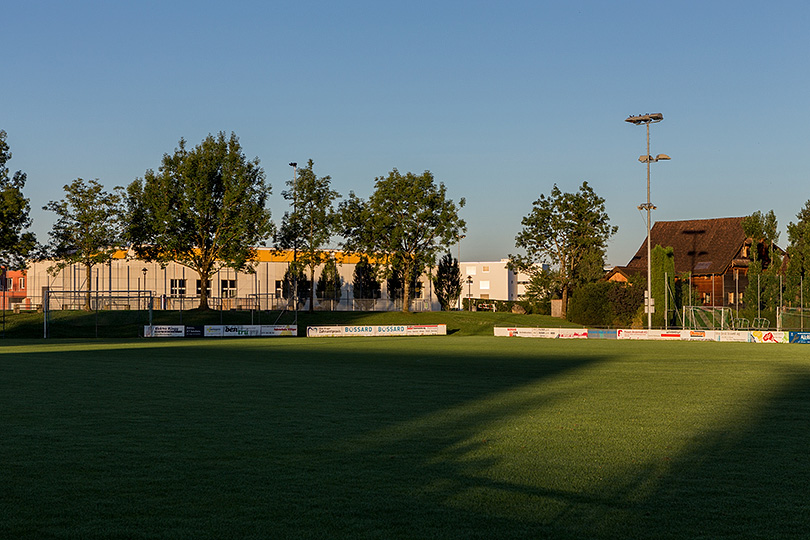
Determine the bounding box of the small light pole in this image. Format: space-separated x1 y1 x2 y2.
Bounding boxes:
626 113 670 329
466 275 473 311
457 234 465 310
141 267 147 310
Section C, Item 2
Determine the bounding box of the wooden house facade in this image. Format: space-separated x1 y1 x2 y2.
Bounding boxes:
607 217 780 308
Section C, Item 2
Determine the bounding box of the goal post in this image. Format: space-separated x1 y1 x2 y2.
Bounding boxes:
777 306 810 331
682 306 734 330
43 289 154 338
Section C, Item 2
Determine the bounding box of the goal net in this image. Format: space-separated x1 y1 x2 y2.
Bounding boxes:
682 306 734 330
777 307 810 331
44 290 154 338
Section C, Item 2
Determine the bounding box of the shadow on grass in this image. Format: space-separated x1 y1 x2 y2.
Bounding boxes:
4 340 808 538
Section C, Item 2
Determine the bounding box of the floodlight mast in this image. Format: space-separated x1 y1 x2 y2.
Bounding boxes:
625 113 669 330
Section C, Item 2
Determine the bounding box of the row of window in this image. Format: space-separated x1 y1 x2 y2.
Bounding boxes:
2 277 25 291
169 279 236 298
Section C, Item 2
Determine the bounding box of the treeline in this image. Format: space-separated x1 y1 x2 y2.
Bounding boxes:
0 131 465 313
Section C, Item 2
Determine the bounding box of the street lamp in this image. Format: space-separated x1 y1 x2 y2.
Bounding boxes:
457 234 465 310
626 113 670 330
466 275 473 311
141 267 147 311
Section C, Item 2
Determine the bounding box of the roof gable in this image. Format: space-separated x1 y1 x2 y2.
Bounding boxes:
626 217 748 275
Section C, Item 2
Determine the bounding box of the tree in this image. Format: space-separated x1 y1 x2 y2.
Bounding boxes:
340 169 466 313
275 159 340 312
0 130 36 270
650 245 675 328
282 263 309 309
126 132 273 309
432 252 462 311
316 256 343 309
386 255 422 306
43 178 123 310
742 210 781 315
352 256 380 310
509 182 616 318
786 201 810 308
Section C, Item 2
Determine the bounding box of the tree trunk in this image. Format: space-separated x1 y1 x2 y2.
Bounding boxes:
197 270 210 310
84 263 92 311
402 261 411 313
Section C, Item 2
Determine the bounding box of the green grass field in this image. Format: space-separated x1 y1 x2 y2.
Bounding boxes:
3 337 810 539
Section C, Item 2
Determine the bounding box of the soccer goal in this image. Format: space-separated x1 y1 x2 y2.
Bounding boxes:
682 306 734 330
43 289 154 338
777 307 810 331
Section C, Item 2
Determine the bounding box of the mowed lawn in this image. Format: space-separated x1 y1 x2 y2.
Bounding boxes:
2 337 810 539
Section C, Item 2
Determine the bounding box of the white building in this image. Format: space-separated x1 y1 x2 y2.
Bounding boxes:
459 259 531 303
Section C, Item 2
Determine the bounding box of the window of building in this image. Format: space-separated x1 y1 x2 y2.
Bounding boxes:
196 279 211 297
19 277 25 289
221 279 237 298
466 266 477 276
480 294 489 299
275 280 283 298
482 265 490 273
480 280 490 290
170 279 187 297
5 278 11 290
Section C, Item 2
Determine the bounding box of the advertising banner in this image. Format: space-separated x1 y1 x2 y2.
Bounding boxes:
587 329 617 339
616 329 649 340
494 327 560 338
558 329 588 339
716 331 749 342
789 332 810 344
750 331 788 344
184 326 205 337
144 325 185 338
307 324 446 337
649 330 684 340
260 325 297 337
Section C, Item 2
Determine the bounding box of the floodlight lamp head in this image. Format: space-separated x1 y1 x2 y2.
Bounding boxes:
625 113 664 125
656 153 671 160
289 162 297 168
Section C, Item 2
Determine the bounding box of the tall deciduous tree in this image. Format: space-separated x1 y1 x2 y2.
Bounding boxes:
742 210 781 314
275 159 340 312
352 256 380 310
786 201 810 307
340 169 466 313
509 182 616 318
316 256 343 309
0 130 36 270
432 252 462 311
43 178 122 310
126 132 272 309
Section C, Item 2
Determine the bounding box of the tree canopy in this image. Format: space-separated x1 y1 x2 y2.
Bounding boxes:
126 132 273 309
339 169 466 312
0 130 36 270
509 181 616 318
275 159 340 312
43 178 123 310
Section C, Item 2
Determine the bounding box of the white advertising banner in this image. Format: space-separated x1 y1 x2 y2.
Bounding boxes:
144 325 185 338
307 324 447 337
558 329 588 339
648 330 685 340
260 325 297 337
749 331 788 344
616 329 649 340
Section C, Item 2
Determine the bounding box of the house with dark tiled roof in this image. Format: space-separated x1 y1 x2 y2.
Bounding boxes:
606 217 783 308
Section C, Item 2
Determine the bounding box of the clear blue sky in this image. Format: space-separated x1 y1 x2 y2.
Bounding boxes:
3 0 809 267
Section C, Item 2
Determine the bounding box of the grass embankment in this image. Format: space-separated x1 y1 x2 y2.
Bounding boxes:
0 309 581 339
2 338 810 539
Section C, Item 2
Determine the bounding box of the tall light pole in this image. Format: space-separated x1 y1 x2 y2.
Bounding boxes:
289 162 298 322
625 113 670 329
